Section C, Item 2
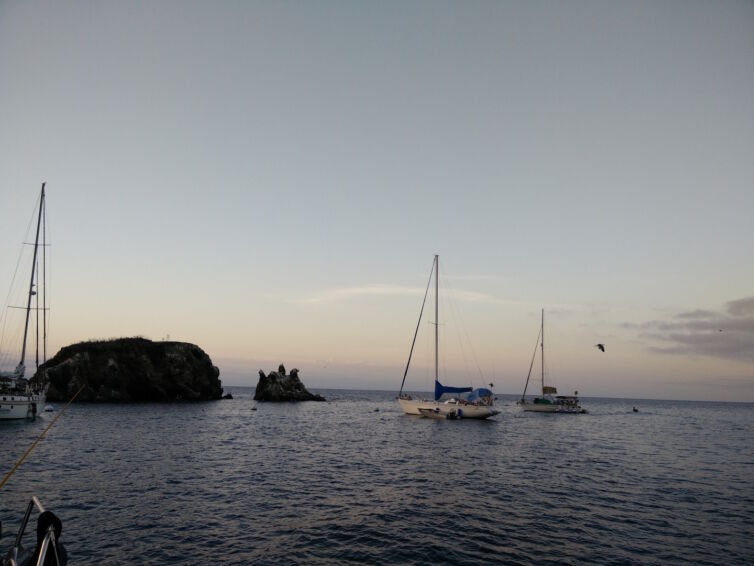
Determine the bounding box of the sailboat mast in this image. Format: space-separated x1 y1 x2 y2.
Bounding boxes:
540 308 544 396
42 192 47 384
434 254 439 383
19 183 45 370
35 254 39 370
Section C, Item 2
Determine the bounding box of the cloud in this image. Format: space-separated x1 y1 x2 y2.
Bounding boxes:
442 274 500 282
727 297 754 317
675 309 717 319
628 296 754 363
301 285 424 304
300 284 497 305
547 308 574 318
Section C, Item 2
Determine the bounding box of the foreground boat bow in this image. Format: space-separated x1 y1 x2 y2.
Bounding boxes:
1 496 67 566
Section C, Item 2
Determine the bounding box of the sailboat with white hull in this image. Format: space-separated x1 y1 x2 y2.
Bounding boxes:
397 255 499 420
0 184 49 420
518 309 586 414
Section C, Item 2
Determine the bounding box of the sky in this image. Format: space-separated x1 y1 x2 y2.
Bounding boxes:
0 1 752 401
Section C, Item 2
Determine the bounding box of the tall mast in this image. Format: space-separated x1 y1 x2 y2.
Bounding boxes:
540 308 544 396
35 252 39 370
42 190 47 384
19 183 45 372
434 254 439 383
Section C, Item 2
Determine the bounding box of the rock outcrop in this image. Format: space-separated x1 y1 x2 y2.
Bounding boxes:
253 364 325 402
36 337 223 403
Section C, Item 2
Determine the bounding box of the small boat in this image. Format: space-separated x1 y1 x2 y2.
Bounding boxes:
418 407 445 419
2 496 67 565
518 309 586 414
397 255 500 420
0 184 49 421
43 405 54 413
418 406 463 420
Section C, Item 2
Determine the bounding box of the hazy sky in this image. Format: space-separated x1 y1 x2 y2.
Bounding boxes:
1 1 752 401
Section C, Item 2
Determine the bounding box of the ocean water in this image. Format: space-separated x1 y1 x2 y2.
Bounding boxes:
1 389 753 565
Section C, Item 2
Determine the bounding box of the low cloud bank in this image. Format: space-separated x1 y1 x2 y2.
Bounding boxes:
623 297 754 363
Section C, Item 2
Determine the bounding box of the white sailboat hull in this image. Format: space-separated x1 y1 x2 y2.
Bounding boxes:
519 399 585 414
467 406 499 419
398 397 436 415
399 397 499 419
0 391 45 420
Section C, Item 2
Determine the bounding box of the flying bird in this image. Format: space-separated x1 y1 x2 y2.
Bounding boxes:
595 344 605 352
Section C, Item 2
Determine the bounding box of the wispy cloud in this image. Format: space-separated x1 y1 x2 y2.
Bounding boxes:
656 375 754 388
626 296 754 363
300 284 496 305
727 297 754 317
301 285 424 305
442 274 501 282
675 309 718 319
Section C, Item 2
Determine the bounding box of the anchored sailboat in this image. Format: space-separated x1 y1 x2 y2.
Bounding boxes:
0 184 49 420
518 309 586 414
397 255 499 420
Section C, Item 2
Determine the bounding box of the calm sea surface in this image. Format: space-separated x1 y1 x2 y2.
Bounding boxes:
1 389 753 564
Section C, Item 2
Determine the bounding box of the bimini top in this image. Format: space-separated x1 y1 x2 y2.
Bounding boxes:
434 380 473 401
466 388 493 402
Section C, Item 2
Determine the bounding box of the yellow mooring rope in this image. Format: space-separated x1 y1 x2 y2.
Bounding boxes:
0 384 85 491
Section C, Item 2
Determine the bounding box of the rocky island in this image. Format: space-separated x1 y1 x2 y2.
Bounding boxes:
37 337 224 403
254 364 325 402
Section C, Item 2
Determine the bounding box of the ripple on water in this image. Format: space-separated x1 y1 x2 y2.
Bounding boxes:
1 392 753 564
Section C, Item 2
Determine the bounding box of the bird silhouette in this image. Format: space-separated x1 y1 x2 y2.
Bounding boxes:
595 344 605 352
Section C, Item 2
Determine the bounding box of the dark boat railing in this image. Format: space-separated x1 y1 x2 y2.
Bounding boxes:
4 496 63 566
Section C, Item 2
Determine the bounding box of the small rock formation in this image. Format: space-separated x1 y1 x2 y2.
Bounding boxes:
36 337 223 403
253 365 325 402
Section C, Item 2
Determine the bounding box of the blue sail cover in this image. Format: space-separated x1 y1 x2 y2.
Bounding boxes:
435 380 473 401
466 388 493 402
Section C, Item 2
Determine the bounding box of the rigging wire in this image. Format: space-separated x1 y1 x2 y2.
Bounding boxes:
439 257 487 387
0 215 39 367
422 318 433 392
0 198 43 370
0 384 85 492
398 257 435 396
445 286 478 385
42 204 52 389
522 321 542 400
1 195 52 377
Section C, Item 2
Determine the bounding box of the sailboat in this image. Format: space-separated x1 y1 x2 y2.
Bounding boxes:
0 184 49 420
518 309 586 414
397 255 499 420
